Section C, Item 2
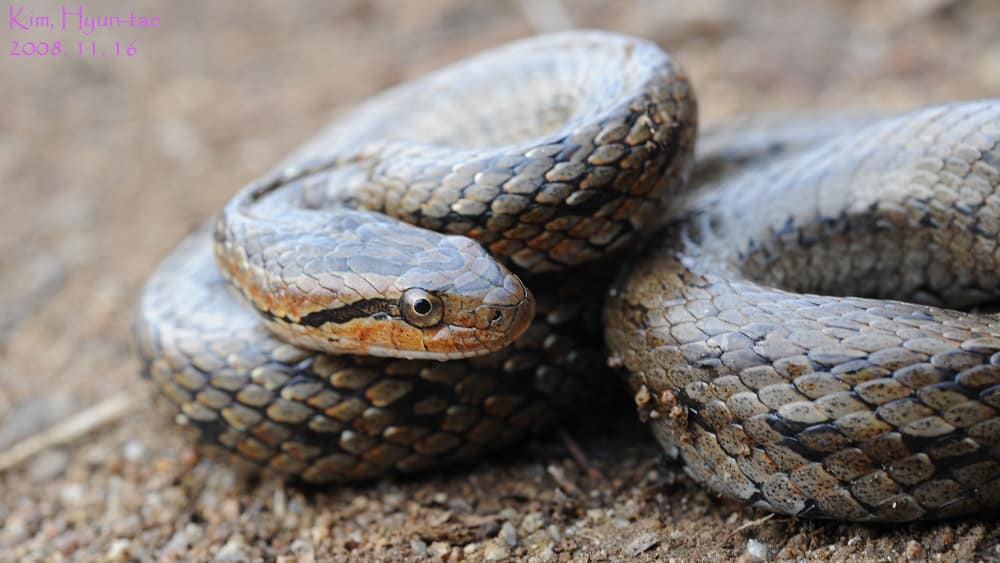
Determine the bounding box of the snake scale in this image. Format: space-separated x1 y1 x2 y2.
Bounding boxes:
135 31 1000 521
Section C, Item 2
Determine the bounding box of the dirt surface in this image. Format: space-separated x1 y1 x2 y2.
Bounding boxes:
4 0 1000 561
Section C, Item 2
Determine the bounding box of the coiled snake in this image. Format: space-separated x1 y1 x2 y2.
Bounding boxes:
135 31 1000 521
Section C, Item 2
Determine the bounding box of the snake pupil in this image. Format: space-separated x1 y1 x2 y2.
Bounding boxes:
413 298 431 315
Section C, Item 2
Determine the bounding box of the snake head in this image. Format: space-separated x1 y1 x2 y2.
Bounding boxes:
220 213 536 361
386 235 536 359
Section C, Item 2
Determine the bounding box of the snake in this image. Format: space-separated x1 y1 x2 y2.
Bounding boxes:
135 31 695 483
134 30 1000 521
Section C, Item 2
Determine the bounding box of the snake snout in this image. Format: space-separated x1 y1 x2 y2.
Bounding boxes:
443 242 536 352
475 278 535 340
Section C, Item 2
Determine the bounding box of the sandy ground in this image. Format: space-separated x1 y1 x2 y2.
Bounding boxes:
3 0 1000 560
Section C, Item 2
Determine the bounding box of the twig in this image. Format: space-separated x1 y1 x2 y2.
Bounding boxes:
547 464 580 496
626 456 660 489
729 513 776 538
557 428 607 484
0 392 135 472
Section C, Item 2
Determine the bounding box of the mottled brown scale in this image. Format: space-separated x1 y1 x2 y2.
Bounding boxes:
606 100 1000 521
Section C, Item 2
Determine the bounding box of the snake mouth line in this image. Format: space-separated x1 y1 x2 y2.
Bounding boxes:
358 344 501 361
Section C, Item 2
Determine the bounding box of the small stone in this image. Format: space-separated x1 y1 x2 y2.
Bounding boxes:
163 529 190 553
106 538 131 561
428 541 451 559
217 534 251 561
626 531 661 556
59 483 86 505
29 450 69 481
483 539 510 561
221 498 241 520
184 523 205 544
289 538 312 555
618 500 641 520
384 492 406 508
311 513 332 543
112 514 143 537
447 497 473 514
536 544 556 561
410 539 428 557
521 534 547 555
123 440 146 462
2 518 28 543
520 512 546 534
905 539 925 560
500 521 518 547
929 526 955 552
747 538 770 561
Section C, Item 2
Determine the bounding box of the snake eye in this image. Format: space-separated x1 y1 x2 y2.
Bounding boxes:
400 288 443 328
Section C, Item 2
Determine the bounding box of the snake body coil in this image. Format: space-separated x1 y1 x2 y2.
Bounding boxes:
136 30 1000 521
135 32 695 483
605 101 1000 521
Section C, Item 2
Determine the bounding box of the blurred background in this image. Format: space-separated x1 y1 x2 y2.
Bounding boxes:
2 0 999 560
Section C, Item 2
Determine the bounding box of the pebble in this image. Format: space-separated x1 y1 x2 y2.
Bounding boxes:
483 539 510 560
59 483 86 505
3 518 28 543
29 450 69 481
520 512 546 534
618 500 640 520
626 531 661 556
311 513 333 543
448 497 473 513
123 440 146 462
747 538 771 561
106 538 131 561
524 530 553 552
217 534 251 561
410 538 428 557
112 514 143 537
384 492 405 508
905 540 925 560
428 541 451 559
534 544 556 562
221 498 241 520
929 526 956 552
500 521 518 547
163 528 191 553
